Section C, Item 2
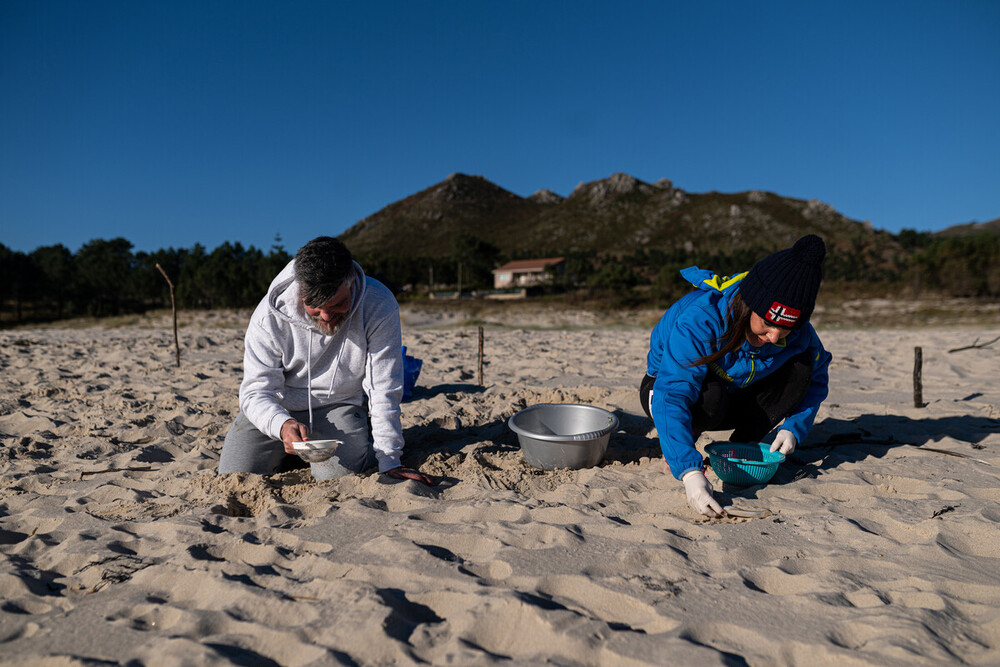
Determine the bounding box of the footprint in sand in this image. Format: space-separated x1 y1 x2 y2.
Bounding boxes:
533 574 678 634
738 564 831 596
935 523 1000 559
1 598 53 615
0 621 43 643
106 601 187 631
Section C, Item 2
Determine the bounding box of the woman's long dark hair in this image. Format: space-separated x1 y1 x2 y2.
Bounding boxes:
690 292 753 367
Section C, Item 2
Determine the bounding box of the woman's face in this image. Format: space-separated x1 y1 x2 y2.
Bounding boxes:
747 311 791 347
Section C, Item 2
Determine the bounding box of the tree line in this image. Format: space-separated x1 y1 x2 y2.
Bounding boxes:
2 229 998 325
0 238 291 323
358 230 1000 303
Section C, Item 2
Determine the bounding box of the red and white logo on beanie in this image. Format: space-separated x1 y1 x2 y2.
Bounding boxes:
766 302 800 327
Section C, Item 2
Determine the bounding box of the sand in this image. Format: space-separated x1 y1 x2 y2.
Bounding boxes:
1 304 999 665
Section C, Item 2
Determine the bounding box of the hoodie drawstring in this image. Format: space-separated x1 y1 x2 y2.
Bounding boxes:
307 282 355 435
307 334 314 434
326 310 351 398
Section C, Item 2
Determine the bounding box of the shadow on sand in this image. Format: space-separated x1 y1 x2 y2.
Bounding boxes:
400 384 998 497
720 412 999 500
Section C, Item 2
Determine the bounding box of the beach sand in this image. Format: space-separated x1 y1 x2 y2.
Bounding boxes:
1 304 999 665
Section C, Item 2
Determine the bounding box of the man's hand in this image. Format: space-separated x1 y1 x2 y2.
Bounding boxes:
770 429 797 455
384 466 437 486
682 470 723 517
279 419 309 454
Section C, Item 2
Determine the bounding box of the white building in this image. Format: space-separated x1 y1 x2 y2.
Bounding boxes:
492 257 566 289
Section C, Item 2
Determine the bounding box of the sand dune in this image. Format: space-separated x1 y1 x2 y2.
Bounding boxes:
1 306 999 665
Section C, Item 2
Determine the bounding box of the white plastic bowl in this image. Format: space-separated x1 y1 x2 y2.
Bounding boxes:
508 403 618 470
291 439 342 463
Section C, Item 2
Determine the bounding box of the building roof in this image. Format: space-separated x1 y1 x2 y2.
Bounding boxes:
492 257 566 274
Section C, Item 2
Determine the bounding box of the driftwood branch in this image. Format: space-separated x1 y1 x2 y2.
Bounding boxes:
80 465 155 478
915 445 992 466
948 334 1000 353
155 263 180 368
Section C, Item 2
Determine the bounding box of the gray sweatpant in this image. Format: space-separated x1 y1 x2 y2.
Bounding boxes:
218 404 377 481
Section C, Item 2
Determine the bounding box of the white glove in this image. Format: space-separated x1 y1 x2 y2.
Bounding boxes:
682 470 723 517
770 429 797 455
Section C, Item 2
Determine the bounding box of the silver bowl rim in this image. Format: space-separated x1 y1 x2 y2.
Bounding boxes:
508 403 619 444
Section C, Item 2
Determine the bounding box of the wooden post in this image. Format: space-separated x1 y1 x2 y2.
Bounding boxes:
913 346 923 408
478 326 484 386
156 264 180 368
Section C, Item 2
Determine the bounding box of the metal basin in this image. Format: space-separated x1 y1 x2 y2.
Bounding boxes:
508 403 618 470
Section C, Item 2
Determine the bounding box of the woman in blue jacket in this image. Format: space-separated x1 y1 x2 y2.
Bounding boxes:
641 235 832 517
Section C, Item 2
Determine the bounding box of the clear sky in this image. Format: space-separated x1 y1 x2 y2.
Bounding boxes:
2 1 998 254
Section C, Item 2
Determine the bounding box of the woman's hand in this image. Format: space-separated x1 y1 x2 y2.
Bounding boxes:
682 470 723 517
770 429 797 455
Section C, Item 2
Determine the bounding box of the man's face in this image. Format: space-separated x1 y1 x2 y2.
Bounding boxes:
746 311 791 347
303 281 352 335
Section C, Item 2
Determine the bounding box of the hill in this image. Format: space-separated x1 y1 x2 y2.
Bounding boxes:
339 172 903 265
934 216 1000 238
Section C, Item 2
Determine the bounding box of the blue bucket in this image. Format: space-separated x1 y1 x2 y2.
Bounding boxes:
401 346 422 402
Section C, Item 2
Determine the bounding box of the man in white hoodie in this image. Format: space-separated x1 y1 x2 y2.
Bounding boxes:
218 236 434 485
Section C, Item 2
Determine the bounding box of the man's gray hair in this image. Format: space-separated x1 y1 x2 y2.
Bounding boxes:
294 237 355 307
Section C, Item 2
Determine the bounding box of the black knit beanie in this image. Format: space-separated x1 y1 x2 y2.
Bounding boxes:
739 234 826 329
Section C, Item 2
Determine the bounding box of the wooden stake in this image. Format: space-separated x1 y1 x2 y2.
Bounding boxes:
156 263 180 368
913 346 923 408
478 325 484 386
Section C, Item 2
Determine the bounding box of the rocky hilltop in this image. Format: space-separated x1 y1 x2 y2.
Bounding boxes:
934 217 1000 238
339 172 900 262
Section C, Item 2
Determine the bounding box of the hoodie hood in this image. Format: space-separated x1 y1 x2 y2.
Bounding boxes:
680 266 748 296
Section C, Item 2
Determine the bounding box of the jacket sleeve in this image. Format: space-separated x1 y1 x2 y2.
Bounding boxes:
778 328 832 443
362 308 405 473
239 317 293 441
650 316 716 480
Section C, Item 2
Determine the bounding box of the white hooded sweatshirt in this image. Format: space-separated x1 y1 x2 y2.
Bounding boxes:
238 259 404 473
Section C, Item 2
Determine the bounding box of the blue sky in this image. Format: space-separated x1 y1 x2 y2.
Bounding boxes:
2 1 998 254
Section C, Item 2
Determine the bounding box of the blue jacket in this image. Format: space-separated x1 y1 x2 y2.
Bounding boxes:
646 267 832 479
